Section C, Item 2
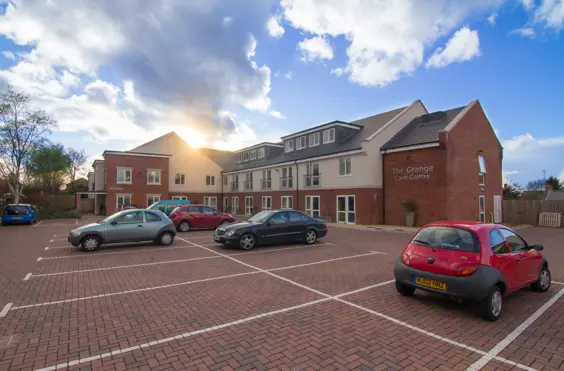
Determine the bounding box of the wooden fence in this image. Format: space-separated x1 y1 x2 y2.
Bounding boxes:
503 200 564 226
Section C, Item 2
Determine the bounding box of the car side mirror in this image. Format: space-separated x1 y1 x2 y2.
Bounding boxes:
266 221 273 227
531 244 544 251
110 220 118 225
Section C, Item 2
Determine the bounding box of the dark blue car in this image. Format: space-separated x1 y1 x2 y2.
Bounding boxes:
2 204 38 225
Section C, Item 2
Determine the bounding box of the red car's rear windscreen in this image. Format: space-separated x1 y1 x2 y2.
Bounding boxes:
411 226 480 253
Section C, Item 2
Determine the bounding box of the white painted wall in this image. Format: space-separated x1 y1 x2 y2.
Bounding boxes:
94 162 105 191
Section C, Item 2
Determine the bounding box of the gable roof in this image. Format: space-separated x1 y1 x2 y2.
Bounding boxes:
545 190 564 201
381 106 465 151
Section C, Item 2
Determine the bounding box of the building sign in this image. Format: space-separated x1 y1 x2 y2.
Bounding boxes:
393 166 434 180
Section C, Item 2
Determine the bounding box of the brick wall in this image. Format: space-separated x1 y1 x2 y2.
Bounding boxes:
104 154 170 214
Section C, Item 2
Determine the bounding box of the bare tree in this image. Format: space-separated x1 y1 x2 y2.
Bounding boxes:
0 86 56 204
66 148 88 194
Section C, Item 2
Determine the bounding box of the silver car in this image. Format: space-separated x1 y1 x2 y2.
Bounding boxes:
67 209 176 252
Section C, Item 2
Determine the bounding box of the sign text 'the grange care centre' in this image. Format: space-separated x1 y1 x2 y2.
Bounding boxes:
393 165 434 181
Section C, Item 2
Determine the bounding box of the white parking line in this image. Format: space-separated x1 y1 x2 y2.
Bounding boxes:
44 247 49 250
32 221 43 227
554 281 564 285
38 244 196 259
467 288 564 371
23 273 32 281
0 303 13 318
229 242 334 256
36 257 42 262
268 251 385 272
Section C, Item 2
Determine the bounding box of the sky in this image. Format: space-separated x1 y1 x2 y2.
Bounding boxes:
0 0 563 186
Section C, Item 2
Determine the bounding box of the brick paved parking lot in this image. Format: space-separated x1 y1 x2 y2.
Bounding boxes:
0 221 563 371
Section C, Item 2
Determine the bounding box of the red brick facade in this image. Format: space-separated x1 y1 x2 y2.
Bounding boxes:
383 102 502 226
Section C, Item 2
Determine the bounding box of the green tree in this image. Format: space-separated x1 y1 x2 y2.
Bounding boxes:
503 184 521 200
526 178 545 190
545 176 563 191
0 86 56 203
26 143 71 193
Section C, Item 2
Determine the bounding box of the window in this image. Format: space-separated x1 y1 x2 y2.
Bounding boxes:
231 175 239 191
206 175 215 186
167 204 178 214
281 167 293 188
117 168 132 184
232 196 239 214
305 163 320 187
262 196 272 210
479 155 486 185
175 173 185 185
479 195 486 222
245 172 253 190
115 211 143 224
479 173 485 186
305 195 320 218
185 206 201 213
288 211 305 223
147 195 160 207
309 132 320 147
147 169 161 184
243 152 249 162
262 170 272 189
411 226 479 253
281 196 293 210
171 196 187 200
116 194 131 209
204 196 217 208
223 176 228 186
145 212 162 222
269 212 287 225
250 150 257 160
339 158 352 176
203 206 216 215
500 228 528 252
258 147 265 158
223 197 228 212
323 128 335 144
296 136 306 150
245 196 254 214
285 140 294 153
489 229 508 254
237 153 242 163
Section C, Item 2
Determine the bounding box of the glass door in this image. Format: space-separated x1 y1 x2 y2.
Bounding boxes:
305 196 320 218
337 195 355 224
232 197 239 214
245 196 254 214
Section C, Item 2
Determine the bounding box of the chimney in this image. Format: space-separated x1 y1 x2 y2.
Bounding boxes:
545 183 553 192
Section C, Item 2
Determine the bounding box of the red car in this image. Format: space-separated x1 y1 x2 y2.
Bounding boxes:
394 221 550 321
169 204 235 232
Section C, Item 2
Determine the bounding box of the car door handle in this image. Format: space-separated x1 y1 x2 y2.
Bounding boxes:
517 257 521 263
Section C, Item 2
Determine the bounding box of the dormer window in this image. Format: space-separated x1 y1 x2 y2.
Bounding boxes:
243 152 249 162
237 153 242 163
285 140 294 153
323 128 335 144
258 147 265 158
250 150 256 160
296 136 306 150
309 132 320 147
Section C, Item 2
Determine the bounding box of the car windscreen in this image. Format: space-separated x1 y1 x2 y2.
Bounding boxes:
4 205 29 215
411 226 479 253
248 211 274 223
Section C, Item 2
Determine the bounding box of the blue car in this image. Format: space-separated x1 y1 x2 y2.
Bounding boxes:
2 204 38 225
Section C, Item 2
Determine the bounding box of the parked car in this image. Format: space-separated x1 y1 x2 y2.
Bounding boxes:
393 221 551 321
147 200 191 215
2 204 38 225
67 209 176 252
169 204 235 232
119 204 139 210
213 210 328 250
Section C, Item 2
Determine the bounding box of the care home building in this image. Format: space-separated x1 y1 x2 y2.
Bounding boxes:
85 99 502 226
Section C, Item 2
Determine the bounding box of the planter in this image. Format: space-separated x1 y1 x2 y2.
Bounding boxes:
405 211 416 227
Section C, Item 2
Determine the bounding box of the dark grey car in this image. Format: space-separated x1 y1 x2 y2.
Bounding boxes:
68 209 176 252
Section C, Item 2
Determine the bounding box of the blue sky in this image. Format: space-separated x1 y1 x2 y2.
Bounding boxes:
0 0 563 186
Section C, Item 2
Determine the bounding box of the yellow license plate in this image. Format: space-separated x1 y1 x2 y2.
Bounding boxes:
415 276 446 291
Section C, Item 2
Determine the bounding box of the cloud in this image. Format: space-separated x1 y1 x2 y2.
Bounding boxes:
426 27 481 69
281 0 499 86
297 36 334 62
284 71 293 80
488 13 497 25
520 0 536 10
266 16 285 38
534 0 564 31
0 0 283 147
509 27 536 38
503 170 519 176
1 50 15 60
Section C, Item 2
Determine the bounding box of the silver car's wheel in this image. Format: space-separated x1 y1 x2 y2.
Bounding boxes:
491 290 502 317
81 236 101 252
532 267 551 292
178 221 190 232
159 232 174 246
305 230 317 245
239 234 255 250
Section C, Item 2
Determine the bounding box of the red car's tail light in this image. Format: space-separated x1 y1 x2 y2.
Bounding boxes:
322 223 326 228
401 253 410 266
455 263 479 276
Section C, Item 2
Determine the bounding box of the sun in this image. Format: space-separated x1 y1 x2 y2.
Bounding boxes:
176 128 208 148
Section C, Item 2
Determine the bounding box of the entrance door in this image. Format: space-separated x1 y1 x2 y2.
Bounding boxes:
232 197 239 214
305 196 320 218
245 196 254 215
494 195 502 223
337 195 355 224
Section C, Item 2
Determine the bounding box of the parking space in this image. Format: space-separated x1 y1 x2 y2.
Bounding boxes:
0 223 563 371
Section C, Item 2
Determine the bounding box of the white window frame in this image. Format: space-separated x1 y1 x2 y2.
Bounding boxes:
204 196 217 208
258 147 265 158
261 196 272 210
147 194 160 207
296 136 306 150
243 152 249 162
305 195 320 218
479 173 485 186
232 196 239 214
285 140 294 153
117 167 132 184
237 153 242 163
175 173 185 185
223 176 228 186
323 128 335 144
262 169 272 189
336 195 356 225
172 196 187 200
338 157 352 177
281 167 293 188
147 169 161 185
206 175 215 186
116 194 132 210
309 132 320 147
478 155 487 173
223 196 228 212
479 195 486 222
250 150 257 160
245 196 254 214
494 195 502 223
281 196 293 210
